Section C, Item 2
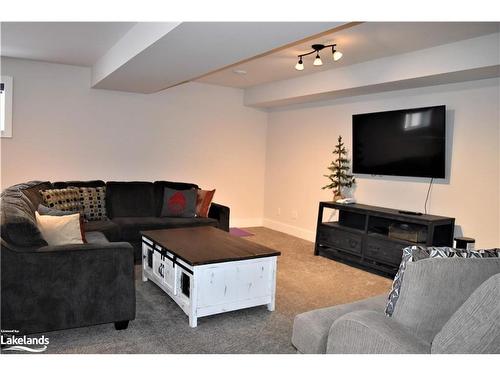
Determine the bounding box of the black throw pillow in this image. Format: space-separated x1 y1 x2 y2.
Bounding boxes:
160 188 197 218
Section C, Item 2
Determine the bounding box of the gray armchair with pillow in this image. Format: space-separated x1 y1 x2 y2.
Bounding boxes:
292 255 500 354
0 181 136 334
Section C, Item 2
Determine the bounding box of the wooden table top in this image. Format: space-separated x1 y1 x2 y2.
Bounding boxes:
141 226 281 266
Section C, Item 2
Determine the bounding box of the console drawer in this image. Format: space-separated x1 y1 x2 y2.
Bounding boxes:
318 226 362 255
365 237 406 265
152 250 176 293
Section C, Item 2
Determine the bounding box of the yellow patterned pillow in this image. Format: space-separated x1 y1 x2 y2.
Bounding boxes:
40 188 82 213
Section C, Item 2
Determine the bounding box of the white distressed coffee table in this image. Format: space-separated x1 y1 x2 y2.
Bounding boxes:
141 226 280 327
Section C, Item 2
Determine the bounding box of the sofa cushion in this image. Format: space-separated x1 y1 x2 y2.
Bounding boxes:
112 216 218 242
106 182 155 218
327 310 430 354
52 180 106 189
84 231 110 244
20 181 52 211
291 294 387 354
1 183 49 248
83 219 121 242
160 188 197 218
153 181 198 216
38 204 79 216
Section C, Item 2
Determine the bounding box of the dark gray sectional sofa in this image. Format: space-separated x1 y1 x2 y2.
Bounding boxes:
0 180 230 335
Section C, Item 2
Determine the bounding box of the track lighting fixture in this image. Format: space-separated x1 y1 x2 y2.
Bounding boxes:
295 43 342 71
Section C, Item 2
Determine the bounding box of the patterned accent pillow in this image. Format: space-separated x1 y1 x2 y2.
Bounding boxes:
40 188 82 213
75 186 108 222
385 246 500 316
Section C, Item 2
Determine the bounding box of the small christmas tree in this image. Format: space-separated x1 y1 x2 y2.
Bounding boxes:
322 135 356 201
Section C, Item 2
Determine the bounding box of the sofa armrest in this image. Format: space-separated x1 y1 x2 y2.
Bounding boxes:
326 310 430 354
1 241 135 334
208 202 230 232
431 273 500 354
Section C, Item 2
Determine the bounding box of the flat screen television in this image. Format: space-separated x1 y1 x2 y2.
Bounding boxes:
352 105 446 178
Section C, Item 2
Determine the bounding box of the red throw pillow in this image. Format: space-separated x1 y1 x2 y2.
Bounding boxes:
196 189 215 218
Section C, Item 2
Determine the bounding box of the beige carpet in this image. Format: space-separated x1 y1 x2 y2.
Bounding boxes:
243 227 392 318
14 227 393 354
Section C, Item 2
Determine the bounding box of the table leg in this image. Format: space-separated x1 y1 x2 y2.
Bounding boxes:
267 257 277 311
189 314 198 328
189 270 198 328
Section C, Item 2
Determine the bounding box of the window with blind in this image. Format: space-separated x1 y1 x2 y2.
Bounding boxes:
1 76 13 138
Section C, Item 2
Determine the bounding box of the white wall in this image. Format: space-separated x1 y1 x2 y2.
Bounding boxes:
0 58 267 227
263 78 500 248
2 58 499 248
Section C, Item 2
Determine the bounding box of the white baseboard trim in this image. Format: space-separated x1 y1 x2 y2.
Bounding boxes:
230 218 264 228
262 218 315 242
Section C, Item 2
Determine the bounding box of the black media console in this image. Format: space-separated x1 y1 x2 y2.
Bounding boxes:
314 202 455 278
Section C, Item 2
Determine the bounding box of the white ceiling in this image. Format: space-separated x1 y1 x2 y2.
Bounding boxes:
92 22 344 93
1 22 498 96
197 22 500 88
1 22 135 66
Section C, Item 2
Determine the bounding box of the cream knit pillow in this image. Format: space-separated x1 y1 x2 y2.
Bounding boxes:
35 211 83 246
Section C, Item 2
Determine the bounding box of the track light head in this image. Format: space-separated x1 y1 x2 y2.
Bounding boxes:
295 58 304 71
313 53 323 66
332 45 343 61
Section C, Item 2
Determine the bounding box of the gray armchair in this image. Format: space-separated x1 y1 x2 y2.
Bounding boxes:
292 257 500 354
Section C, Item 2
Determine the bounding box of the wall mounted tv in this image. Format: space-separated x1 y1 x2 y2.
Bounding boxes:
352 105 446 178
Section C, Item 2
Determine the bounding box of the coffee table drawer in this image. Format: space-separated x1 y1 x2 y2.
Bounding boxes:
142 242 177 294
151 248 176 293
197 259 273 308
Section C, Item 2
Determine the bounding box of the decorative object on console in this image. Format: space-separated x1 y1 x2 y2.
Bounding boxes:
295 43 342 71
322 135 355 202
385 245 500 317
336 197 356 205
35 211 84 246
196 189 215 218
160 187 197 218
75 186 108 221
40 187 82 212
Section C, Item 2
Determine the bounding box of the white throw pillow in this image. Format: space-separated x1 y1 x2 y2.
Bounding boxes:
35 211 83 246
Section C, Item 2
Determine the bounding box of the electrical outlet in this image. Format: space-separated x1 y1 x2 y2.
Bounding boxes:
291 210 298 220
277 207 281 216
